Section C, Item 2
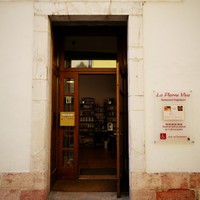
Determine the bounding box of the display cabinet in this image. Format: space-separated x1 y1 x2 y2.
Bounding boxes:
94 106 106 132
79 97 95 146
105 98 116 133
79 97 116 147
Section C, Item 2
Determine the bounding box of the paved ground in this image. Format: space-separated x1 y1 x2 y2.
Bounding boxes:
48 192 130 200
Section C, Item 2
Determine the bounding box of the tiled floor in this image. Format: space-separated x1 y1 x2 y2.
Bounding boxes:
48 192 130 200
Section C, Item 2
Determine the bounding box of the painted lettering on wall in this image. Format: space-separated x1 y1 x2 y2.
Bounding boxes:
156 92 190 102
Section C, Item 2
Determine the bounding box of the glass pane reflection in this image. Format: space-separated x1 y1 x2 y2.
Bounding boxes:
63 150 74 167
64 60 116 68
63 132 74 148
64 78 74 94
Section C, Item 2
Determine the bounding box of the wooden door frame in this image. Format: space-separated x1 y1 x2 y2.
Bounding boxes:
116 64 121 197
51 24 128 195
58 69 117 179
77 69 117 178
58 72 79 179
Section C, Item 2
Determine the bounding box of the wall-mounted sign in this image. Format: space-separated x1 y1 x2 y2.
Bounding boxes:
154 91 194 143
60 112 75 126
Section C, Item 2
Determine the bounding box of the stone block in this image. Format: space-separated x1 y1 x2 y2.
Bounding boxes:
129 154 145 173
0 189 20 200
128 15 143 47
1 173 34 189
33 171 48 190
156 189 195 200
31 149 48 172
31 100 51 172
128 94 144 111
128 59 144 96
161 173 188 190
109 2 142 15
190 173 200 189
34 15 49 32
132 173 161 190
33 55 48 80
67 2 111 15
31 101 48 154
33 31 49 80
35 1 142 16
35 2 109 15
20 189 47 200
129 110 145 153
32 80 49 101
128 46 143 61
0 173 2 186
130 189 156 200
129 110 145 172
197 190 200 200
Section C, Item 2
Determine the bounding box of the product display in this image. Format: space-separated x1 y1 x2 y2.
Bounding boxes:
79 97 116 147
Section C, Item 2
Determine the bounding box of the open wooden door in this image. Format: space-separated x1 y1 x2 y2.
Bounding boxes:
58 72 79 179
116 62 128 197
50 29 60 188
51 67 59 187
116 63 122 197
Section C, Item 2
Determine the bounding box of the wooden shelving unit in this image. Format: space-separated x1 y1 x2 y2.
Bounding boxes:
105 98 116 133
79 98 95 146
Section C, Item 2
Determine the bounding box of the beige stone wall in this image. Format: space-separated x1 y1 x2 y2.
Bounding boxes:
0 172 48 200
1 172 200 199
31 9 52 179
1 0 199 200
131 172 200 200
33 1 145 200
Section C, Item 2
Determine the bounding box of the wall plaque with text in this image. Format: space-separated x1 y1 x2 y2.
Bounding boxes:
154 91 194 143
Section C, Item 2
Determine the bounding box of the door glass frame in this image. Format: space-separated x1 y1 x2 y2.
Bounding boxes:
77 70 117 179
52 23 128 195
59 72 79 179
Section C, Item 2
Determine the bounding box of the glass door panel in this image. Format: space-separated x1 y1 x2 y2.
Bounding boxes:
64 96 74 111
64 78 74 93
63 150 74 167
63 132 74 148
59 73 78 179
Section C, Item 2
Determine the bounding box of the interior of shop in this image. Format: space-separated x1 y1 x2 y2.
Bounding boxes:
79 74 116 177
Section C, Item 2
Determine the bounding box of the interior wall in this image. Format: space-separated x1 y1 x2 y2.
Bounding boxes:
79 75 116 105
0 2 34 172
144 0 200 172
65 36 117 53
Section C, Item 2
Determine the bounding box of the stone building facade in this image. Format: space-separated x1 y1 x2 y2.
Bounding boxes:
0 0 200 199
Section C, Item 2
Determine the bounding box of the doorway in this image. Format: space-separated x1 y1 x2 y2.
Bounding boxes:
51 22 128 197
79 74 116 178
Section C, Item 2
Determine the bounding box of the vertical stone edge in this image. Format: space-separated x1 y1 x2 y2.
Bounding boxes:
30 9 52 199
127 4 145 198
